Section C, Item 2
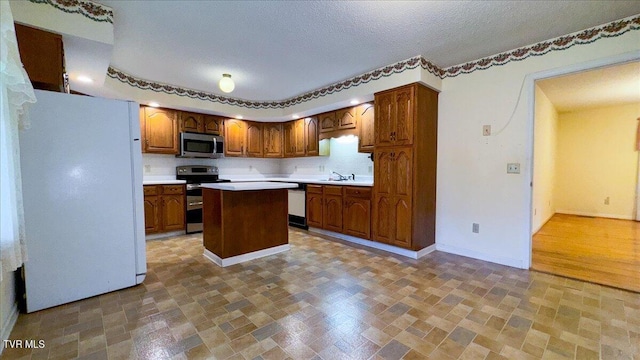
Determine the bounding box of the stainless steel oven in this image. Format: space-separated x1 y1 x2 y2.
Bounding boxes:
179 132 224 158
177 165 230 234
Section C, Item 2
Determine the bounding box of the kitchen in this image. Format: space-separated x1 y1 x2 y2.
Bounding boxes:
2 1 639 359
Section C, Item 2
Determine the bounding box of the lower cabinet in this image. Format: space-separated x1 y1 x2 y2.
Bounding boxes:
143 185 185 234
306 185 371 240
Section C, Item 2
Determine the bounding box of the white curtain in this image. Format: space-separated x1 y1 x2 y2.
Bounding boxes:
0 0 36 281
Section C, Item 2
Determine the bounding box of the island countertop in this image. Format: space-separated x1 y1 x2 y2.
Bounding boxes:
200 181 299 191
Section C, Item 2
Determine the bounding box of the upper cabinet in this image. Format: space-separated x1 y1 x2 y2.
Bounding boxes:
282 118 318 158
319 112 336 133
224 119 247 157
357 103 375 153
15 24 65 92
245 121 264 157
263 123 283 158
304 117 319 156
375 86 414 147
179 112 203 133
203 115 223 135
140 106 179 154
336 107 356 130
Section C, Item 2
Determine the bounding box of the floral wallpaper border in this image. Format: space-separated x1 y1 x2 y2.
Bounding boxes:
28 0 113 24
104 14 639 109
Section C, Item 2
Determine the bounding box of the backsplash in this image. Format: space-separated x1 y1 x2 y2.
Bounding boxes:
281 136 373 177
142 136 373 178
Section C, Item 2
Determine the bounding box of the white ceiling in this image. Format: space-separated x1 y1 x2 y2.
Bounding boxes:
537 61 640 112
95 1 640 101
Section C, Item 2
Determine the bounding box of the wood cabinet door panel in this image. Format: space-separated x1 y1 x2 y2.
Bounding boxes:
283 121 296 157
224 119 246 157
374 150 394 196
394 148 413 197
304 117 319 156
393 196 412 248
144 107 179 154
15 24 64 92
306 192 323 228
246 121 264 157
319 112 336 133
144 196 161 234
203 115 222 135
336 107 356 130
263 123 283 158
357 103 375 153
294 119 306 157
180 112 203 133
374 92 394 146
323 195 343 232
162 195 185 231
395 86 414 145
344 198 371 239
372 195 392 244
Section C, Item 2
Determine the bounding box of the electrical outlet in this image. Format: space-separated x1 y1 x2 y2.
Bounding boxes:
483 125 491 136
144 165 151 173
604 197 610 205
507 163 520 174
472 223 479 233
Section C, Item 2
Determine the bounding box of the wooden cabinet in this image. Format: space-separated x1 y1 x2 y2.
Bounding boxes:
293 120 306 157
319 112 336 133
283 121 296 157
375 86 414 147
283 117 318 157
179 112 203 133
357 103 375 153
263 123 283 158
336 107 356 130
306 185 324 228
304 117 319 156
323 186 343 232
143 185 185 234
224 119 247 157
372 83 438 250
15 24 65 92
203 115 223 135
246 121 264 157
343 187 372 239
140 106 179 154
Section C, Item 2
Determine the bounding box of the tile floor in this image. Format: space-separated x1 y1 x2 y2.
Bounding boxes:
2 229 639 359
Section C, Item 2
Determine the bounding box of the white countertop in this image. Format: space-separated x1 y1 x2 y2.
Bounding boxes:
201 182 299 191
143 176 186 185
221 176 373 187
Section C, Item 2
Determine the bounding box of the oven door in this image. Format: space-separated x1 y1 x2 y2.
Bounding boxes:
185 186 203 233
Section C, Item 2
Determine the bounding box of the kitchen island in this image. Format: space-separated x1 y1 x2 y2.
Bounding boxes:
201 182 298 266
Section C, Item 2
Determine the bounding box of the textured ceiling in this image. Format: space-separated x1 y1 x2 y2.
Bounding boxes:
96 1 640 101
537 61 640 112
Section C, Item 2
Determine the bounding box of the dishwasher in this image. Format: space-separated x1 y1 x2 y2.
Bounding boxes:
288 183 308 229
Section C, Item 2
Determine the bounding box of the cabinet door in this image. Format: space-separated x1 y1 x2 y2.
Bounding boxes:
304 117 319 156
343 197 371 239
162 194 185 231
246 121 264 157
394 86 414 145
15 24 64 92
394 148 413 197
143 107 179 154
374 150 394 196
306 188 324 228
372 195 392 244
294 119 306 157
323 195 343 232
180 112 203 133
224 119 246 157
336 107 356 130
283 121 296 157
263 123 283 158
374 91 395 146
319 112 336 133
143 195 161 234
357 103 375 153
203 115 223 135
393 196 412 248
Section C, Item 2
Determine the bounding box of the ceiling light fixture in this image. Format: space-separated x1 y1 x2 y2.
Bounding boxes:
350 99 359 105
77 75 93 83
292 114 299 119
219 74 235 93
235 115 243 119
148 102 160 108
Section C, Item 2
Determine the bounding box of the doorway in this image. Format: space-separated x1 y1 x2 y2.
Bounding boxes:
530 61 640 292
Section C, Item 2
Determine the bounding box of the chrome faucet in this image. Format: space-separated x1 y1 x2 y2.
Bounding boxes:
332 171 349 181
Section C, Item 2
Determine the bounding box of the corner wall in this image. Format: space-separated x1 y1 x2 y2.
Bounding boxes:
435 31 639 269
532 85 559 233
555 103 640 219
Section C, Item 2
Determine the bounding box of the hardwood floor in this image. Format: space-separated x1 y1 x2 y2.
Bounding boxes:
532 213 640 292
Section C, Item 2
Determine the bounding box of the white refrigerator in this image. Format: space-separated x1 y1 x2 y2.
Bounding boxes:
19 90 146 313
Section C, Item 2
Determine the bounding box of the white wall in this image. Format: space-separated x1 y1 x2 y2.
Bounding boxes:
142 154 282 177
555 103 640 219
436 32 639 269
532 86 559 233
0 271 17 354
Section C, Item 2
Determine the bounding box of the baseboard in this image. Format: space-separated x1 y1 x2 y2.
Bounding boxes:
436 243 526 269
145 230 186 241
0 302 18 355
203 245 291 267
555 210 633 220
532 212 555 234
308 227 436 259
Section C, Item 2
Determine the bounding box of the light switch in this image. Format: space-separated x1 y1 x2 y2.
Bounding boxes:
507 163 520 174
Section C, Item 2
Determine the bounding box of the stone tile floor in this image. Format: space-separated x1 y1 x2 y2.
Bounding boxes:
2 229 639 359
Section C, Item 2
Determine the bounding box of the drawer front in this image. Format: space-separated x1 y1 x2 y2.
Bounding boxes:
324 186 343 196
344 186 372 198
143 185 159 196
162 185 185 195
307 184 323 194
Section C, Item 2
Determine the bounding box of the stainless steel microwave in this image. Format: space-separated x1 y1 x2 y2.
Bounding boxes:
179 132 224 158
